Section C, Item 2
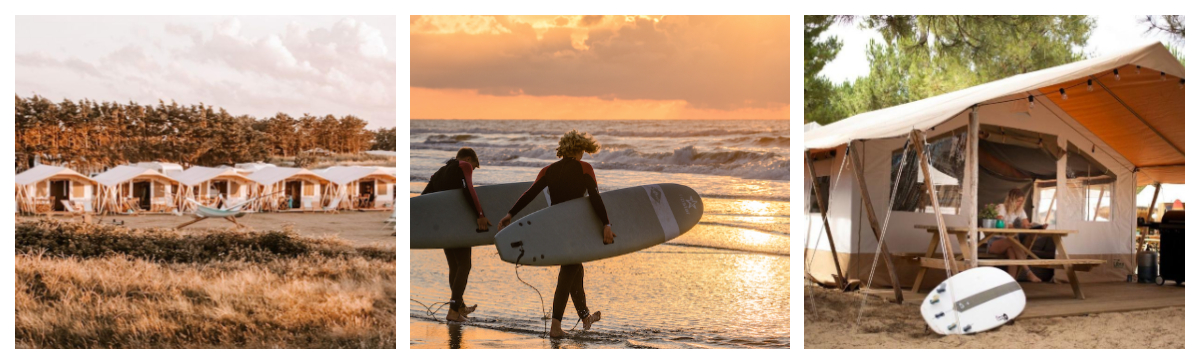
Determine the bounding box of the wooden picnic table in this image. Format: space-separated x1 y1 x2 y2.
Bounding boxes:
912 225 1104 299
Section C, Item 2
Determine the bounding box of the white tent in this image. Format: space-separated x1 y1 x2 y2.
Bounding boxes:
172 166 255 211
246 167 330 211
234 162 276 174
131 161 184 176
804 42 1184 290
92 166 181 214
15 165 98 214
317 166 398 210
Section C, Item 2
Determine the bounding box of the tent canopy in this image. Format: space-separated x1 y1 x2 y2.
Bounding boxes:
92 166 177 187
16 165 96 186
805 42 1184 185
247 167 329 186
173 166 252 187
317 166 398 186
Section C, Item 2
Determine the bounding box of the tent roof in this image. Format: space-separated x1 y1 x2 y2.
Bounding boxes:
93 166 177 187
316 166 399 185
15 165 95 186
172 166 251 187
805 42 1184 184
247 167 329 186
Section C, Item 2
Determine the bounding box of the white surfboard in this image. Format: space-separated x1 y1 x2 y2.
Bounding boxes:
410 182 550 249
494 183 703 266
921 267 1026 335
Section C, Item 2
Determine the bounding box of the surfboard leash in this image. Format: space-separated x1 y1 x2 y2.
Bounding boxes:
513 247 552 338
410 298 452 318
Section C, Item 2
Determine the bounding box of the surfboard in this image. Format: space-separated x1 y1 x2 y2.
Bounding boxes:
410 182 550 249
494 183 703 266
920 267 1026 335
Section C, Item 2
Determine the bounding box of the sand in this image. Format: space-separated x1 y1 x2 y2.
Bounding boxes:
804 286 1184 349
19 211 395 247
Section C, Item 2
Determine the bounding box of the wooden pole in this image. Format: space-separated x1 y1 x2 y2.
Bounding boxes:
911 130 959 275
1139 183 1161 250
1092 187 1107 221
804 151 848 288
1043 190 1058 224
847 142 904 303
967 106 980 268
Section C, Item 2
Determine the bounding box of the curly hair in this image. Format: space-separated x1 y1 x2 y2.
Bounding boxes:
556 129 601 158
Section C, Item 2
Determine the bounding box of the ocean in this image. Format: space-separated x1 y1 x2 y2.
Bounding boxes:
409 119 790 348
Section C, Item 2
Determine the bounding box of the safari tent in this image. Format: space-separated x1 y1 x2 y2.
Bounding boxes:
803 42 1184 298
316 166 398 210
172 166 256 211
92 166 182 214
246 167 330 212
15 165 99 214
131 161 184 176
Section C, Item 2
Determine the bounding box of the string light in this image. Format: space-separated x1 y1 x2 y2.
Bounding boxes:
1136 65 1142 74
1161 71 1167 81
1028 95 1035 108
1181 79 1186 90
1087 79 1094 92
1060 88 1067 100
1114 69 1120 81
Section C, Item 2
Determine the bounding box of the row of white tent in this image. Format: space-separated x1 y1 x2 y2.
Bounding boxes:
15 162 397 215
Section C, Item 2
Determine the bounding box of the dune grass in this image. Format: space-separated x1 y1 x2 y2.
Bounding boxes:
15 219 395 348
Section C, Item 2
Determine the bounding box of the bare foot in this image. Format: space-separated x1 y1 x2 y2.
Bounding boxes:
459 304 477 317
1024 269 1042 283
582 311 602 330
446 309 467 322
549 319 566 338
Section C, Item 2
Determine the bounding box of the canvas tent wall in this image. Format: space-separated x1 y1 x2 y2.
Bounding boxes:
131 161 184 176
15 165 98 214
172 166 255 211
316 166 398 210
803 42 1183 290
247 167 330 211
92 166 182 214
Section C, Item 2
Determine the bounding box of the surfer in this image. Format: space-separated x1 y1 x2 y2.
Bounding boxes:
422 147 490 322
986 188 1042 283
500 130 613 338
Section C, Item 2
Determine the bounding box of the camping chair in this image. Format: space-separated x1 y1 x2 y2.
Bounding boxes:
61 200 93 224
386 212 396 236
322 196 343 214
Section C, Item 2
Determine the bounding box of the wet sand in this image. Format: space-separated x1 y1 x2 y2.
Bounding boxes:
804 286 1185 349
20 211 395 247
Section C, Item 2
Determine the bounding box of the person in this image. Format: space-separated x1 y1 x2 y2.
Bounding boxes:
986 188 1042 283
500 130 614 338
421 147 490 322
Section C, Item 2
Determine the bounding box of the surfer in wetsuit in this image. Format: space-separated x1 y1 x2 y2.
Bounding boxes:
500 130 614 338
422 147 491 322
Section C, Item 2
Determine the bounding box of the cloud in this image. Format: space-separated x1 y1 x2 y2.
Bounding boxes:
411 15 789 111
15 16 396 128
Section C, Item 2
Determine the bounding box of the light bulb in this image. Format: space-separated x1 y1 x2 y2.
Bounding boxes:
1181 79 1186 90
1060 88 1067 100
1161 71 1166 81
1137 65 1142 74
1114 69 1120 81
1028 95 1035 108
1087 79 1094 92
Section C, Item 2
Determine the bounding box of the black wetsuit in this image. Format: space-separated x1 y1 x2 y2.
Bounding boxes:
508 158 610 321
423 159 484 311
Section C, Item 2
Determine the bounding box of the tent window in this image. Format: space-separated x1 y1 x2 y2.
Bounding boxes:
1034 185 1057 225
809 176 830 214
1067 143 1116 222
890 129 967 213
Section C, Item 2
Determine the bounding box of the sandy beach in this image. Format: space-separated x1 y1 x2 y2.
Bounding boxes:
19 211 395 248
804 286 1184 349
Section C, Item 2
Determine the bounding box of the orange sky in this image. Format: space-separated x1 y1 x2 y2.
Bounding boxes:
410 15 789 120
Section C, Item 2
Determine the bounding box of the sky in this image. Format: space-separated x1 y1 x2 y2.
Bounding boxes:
16 15 397 129
818 15 1183 84
410 15 790 120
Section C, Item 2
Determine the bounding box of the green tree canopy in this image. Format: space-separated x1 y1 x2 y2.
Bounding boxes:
807 16 1096 125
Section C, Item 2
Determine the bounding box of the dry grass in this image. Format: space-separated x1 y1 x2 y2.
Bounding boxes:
16 219 395 348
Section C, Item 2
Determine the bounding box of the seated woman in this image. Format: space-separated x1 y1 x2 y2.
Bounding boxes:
986 188 1042 283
